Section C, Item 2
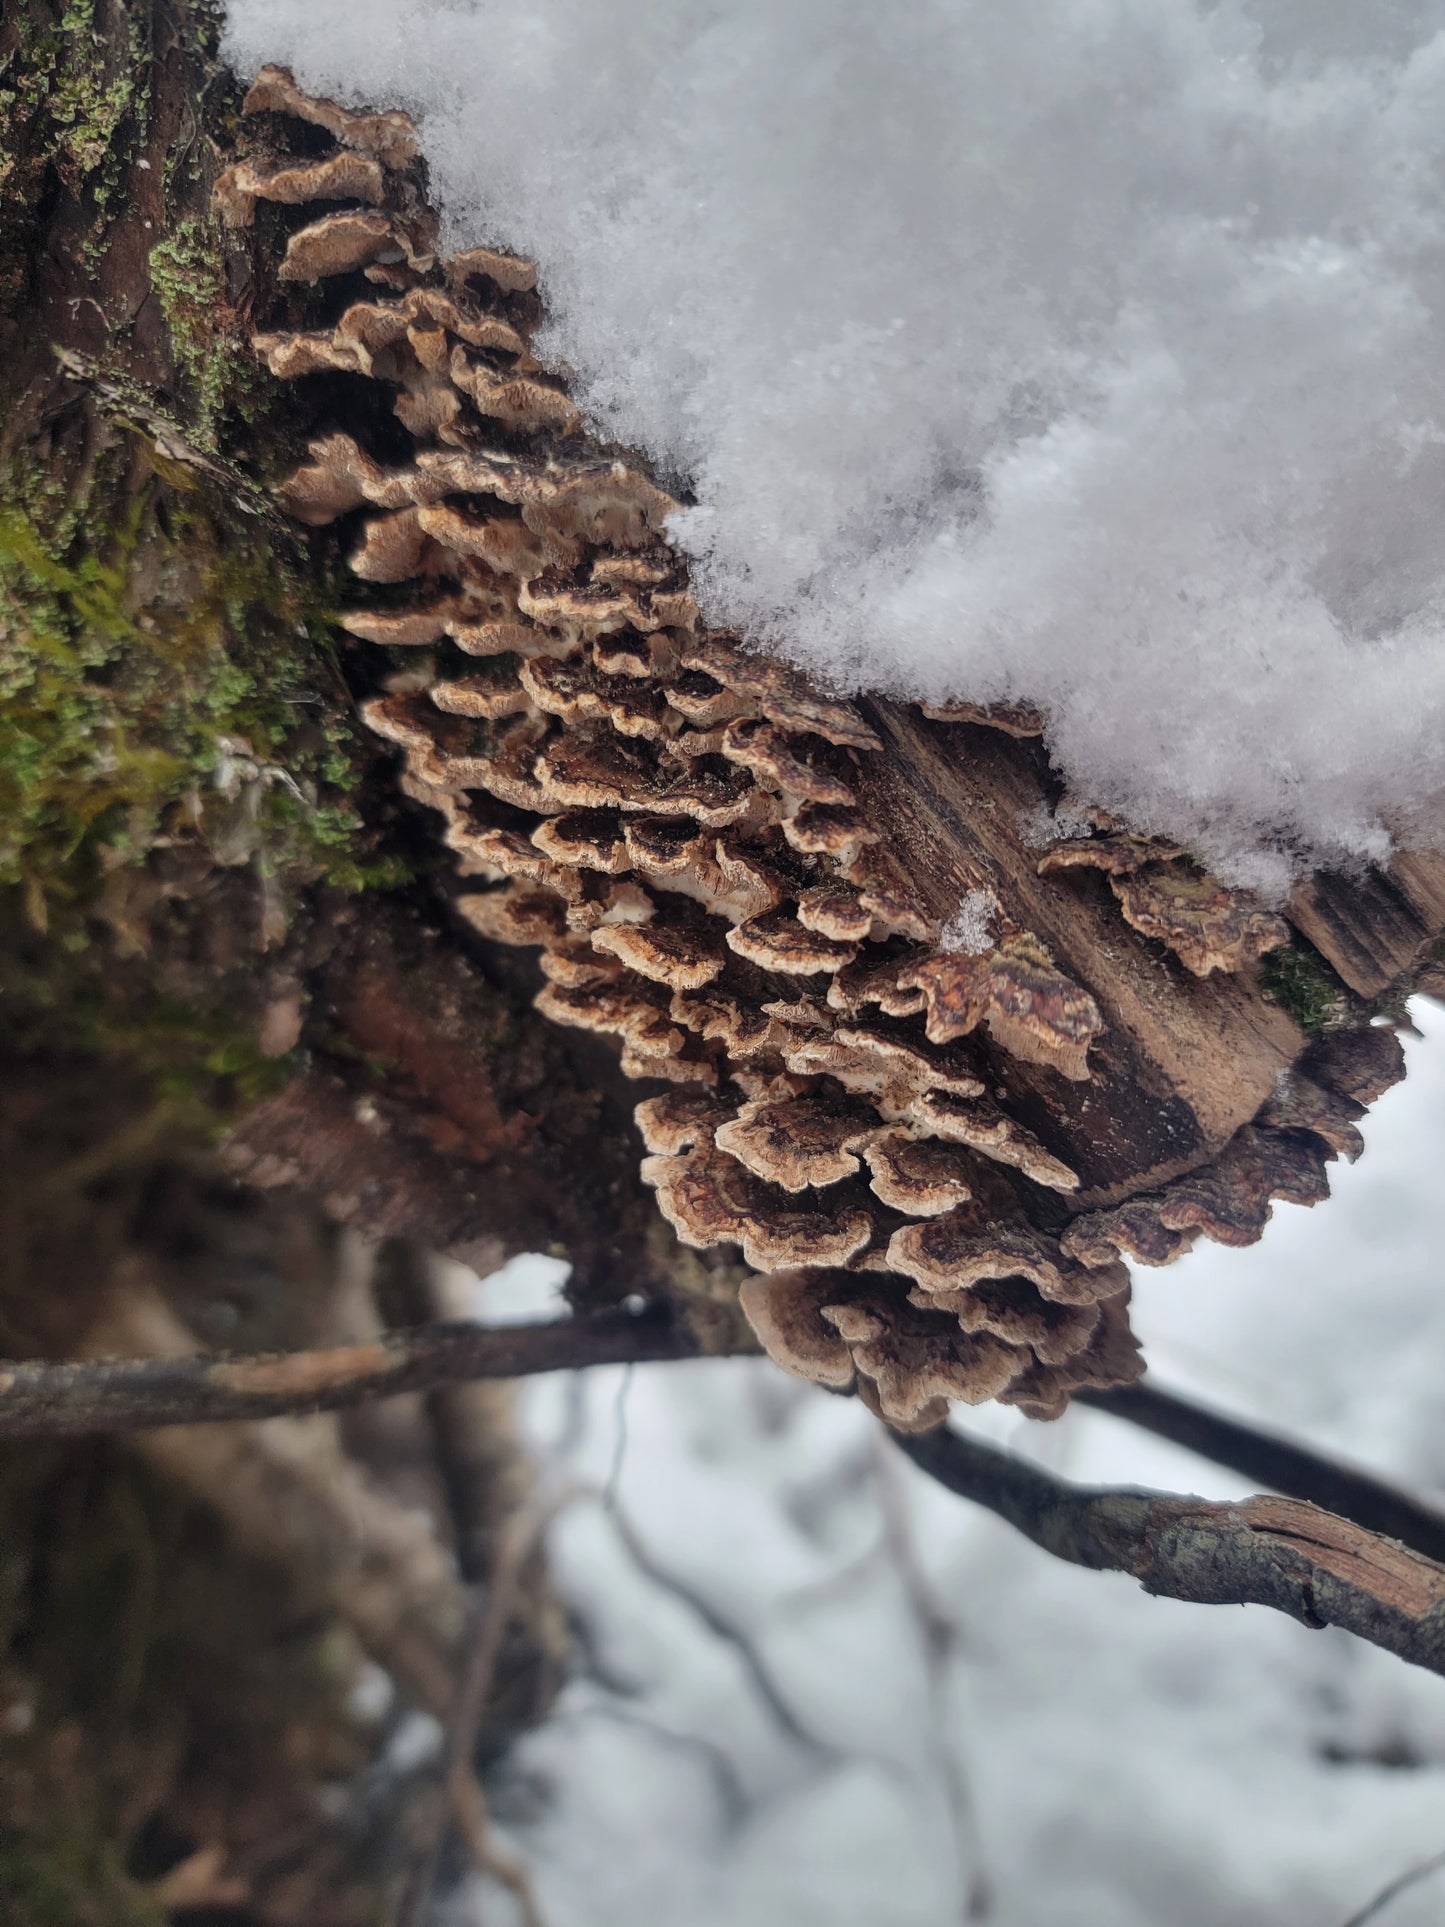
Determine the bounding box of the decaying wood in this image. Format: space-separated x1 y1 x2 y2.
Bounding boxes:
8 24 1445 1912
1287 852 1445 998
222 907 720 1310
895 1423 1445 1680
1080 1380 1445 1568
221 65 1445 1432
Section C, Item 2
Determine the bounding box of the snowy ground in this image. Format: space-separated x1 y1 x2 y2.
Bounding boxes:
443 1003 1445 1927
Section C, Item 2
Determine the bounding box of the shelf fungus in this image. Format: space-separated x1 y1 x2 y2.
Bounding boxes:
234 70 1445 1430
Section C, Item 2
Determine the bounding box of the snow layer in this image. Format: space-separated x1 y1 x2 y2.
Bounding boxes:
445 1003 1445 1927
227 0 1445 885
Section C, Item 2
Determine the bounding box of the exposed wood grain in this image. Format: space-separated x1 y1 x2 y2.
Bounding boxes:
1287 856 1445 997
896 1423 1445 1678
857 704 1306 1202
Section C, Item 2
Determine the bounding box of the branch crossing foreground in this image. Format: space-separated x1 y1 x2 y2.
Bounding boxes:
5 1312 1445 1677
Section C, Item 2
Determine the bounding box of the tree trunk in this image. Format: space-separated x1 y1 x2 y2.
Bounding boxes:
5 11 1445 1917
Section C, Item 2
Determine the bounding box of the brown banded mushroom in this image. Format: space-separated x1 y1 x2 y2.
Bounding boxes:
900 933 1103 1079
279 432 418 523
1000 1293 1145 1421
596 631 682 680
416 506 550 579
449 348 583 438
590 920 728 990
531 810 631 874
727 910 859 975
1109 863 1290 975
680 637 880 749
242 64 421 168
279 210 434 283
669 987 781 1058
1040 838 1290 975
713 1092 880 1191
920 697 1047 736
214 152 387 227
889 1193 1124 1308
349 508 445 583
860 1133 977 1216
239 64 1440 1433
1255 1072 1366 1161
782 801 880 865
796 883 875 942
908 1278 1103 1366
826 954 928 1019
447 244 539 294
430 664 534 721
457 885 568 950
720 719 856 806
900 1093 1079 1191
825 1300 1025 1429
538 941 625 989
641 1146 876 1270
1061 1125 1333 1268
842 849 939 942
521 657 672 739
634 1090 735 1154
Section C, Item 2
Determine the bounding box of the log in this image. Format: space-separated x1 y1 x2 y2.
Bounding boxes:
219 67 1445 1432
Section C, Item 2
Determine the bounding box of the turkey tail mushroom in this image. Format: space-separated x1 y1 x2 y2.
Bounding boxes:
229 68 1445 1429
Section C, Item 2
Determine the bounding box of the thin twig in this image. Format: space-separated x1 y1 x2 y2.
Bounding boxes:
554 1701 751 1830
0 1308 723 1437
893 1422 1445 1679
393 1493 575 1927
603 1496 830 1757
19 1318 1445 1680
871 1433 991 1921
1338 1847 1445 1927
444 1496 573 1927
1079 1381 1445 1566
14 1322 1445 1557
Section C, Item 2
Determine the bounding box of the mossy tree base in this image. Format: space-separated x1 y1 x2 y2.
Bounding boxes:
0 9 581 1921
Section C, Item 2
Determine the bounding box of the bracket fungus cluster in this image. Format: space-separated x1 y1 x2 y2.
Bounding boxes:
228 70 1445 1429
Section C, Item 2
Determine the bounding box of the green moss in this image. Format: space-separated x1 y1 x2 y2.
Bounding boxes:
0 480 404 936
1260 943 1343 1033
148 219 261 450
0 0 152 290
51 0 150 209
87 995 300 1129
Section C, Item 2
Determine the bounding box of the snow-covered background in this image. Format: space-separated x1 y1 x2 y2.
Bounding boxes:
224 0 1445 888
423 1003 1445 1927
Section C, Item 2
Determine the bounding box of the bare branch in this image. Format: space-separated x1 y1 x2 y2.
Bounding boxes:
603 1494 828 1756
0 1308 724 1438
1338 1848 1445 1927
17 1298 1445 1678
393 1495 573 1927
1079 1381 1445 1567
893 1422 1445 1679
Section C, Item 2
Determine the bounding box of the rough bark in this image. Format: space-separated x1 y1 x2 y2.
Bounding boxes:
897 1423 1445 1679
0 1304 708 1436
